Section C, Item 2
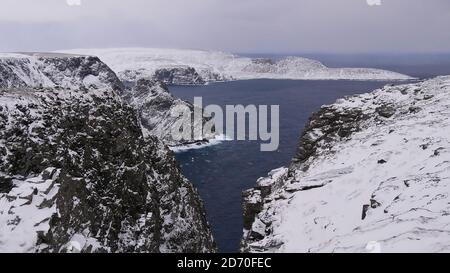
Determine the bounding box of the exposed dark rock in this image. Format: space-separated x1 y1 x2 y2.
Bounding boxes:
420 144 429 150
293 107 367 165
249 231 265 241
409 106 422 113
153 67 206 85
370 199 382 209
0 176 14 193
242 189 263 230
434 147 444 156
376 105 396 118
361 205 370 220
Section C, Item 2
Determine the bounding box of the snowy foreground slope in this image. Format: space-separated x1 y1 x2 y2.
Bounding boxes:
241 76 450 253
58 48 413 84
0 54 215 252
0 53 215 146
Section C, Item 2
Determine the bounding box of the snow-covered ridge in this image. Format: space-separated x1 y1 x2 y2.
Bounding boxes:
0 52 123 91
241 76 450 253
58 48 414 84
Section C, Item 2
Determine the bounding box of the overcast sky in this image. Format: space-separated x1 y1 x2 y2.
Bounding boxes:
1 0 449 53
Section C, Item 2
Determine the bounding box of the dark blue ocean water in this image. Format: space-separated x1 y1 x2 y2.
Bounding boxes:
170 56 450 253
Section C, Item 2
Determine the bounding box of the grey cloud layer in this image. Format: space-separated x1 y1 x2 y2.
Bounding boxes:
1 0 449 53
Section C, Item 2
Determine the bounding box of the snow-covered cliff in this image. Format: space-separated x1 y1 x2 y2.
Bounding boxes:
123 78 216 146
241 76 450 253
0 54 215 253
58 48 413 84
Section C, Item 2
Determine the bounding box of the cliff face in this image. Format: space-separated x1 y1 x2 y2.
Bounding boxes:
120 67 207 85
242 76 450 253
123 78 217 147
0 54 215 253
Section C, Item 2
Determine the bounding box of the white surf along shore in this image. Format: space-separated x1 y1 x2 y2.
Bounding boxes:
168 134 232 153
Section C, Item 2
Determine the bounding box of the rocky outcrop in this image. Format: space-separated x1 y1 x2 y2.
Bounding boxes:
153 67 205 85
241 76 450 253
0 54 215 253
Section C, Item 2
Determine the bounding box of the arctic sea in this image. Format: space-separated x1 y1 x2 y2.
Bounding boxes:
170 54 450 252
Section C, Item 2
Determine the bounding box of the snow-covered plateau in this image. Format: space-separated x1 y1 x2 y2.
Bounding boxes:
58 48 414 84
0 53 215 252
241 76 450 253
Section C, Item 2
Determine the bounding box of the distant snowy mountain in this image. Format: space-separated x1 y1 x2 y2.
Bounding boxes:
241 76 450 253
58 48 414 84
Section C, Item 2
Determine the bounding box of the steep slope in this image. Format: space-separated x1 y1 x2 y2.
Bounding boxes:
58 48 413 84
241 76 450 253
0 54 215 253
123 78 216 146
